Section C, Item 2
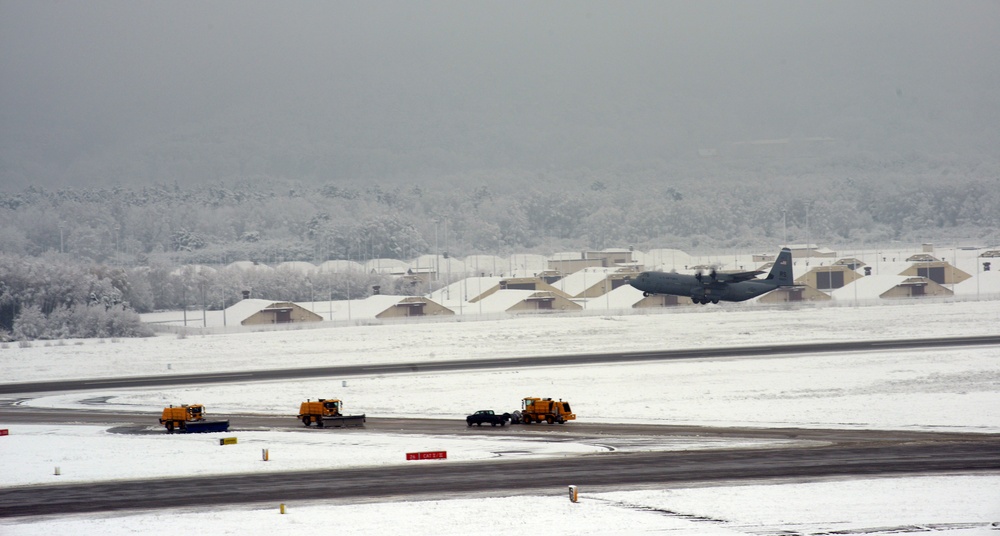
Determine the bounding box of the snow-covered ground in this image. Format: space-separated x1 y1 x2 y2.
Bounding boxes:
2 299 999 534
0 424 807 488
3 476 999 535
7 300 1000 383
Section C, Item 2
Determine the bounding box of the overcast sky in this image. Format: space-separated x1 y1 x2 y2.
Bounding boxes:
2 1 998 187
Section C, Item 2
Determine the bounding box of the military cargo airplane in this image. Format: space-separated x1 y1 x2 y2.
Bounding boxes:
629 248 794 304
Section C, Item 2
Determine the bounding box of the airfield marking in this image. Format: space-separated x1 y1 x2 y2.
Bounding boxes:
83 373 254 385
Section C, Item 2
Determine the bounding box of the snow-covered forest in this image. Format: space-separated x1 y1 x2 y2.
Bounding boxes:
2 155 998 267
0 253 391 340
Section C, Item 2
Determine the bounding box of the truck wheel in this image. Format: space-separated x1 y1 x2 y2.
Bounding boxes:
166 422 174 433
467 421 472 427
303 417 311 427
546 416 554 424
523 417 531 425
317 419 324 428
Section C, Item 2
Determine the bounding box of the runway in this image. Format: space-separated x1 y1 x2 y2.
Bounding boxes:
2 430 998 517
1 334 997 395
2 335 998 518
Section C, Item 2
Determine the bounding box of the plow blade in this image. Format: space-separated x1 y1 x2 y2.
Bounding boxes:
183 420 230 433
318 414 366 428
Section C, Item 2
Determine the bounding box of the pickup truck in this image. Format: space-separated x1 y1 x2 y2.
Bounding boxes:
466 409 510 427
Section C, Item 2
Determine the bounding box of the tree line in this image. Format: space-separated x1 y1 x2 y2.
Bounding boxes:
0 252 405 341
1 159 997 269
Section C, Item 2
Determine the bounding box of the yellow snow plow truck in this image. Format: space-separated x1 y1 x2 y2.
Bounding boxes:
159 404 230 433
519 397 575 424
297 399 366 428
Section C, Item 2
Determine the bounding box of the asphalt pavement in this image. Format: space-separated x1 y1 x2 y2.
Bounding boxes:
2 335 999 518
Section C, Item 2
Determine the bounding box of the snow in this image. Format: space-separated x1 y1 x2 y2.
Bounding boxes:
553 266 618 297
3 475 998 535
428 275 503 304
2 299 999 534
274 261 318 274
135 243 1000 328
585 283 646 309
14 300 1000 383
17 343 1000 433
0 424 802 488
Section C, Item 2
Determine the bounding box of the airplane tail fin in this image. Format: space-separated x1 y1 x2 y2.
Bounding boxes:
766 248 794 286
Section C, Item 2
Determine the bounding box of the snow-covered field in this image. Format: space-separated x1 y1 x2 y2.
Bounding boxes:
2 299 999 534
4 476 999 535
0 423 807 488
6 300 999 384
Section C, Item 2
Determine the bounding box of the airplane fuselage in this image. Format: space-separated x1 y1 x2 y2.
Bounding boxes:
630 271 778 303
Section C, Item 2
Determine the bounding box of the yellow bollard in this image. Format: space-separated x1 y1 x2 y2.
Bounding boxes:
262 448 269 461
279 503 286 514
568 485 578 503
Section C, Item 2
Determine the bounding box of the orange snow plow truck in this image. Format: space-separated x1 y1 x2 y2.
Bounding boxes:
159 404 230 433
297 399 366 428
519 397 575 424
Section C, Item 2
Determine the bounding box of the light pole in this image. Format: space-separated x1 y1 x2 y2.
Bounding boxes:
805 204 811 257
200 280 207 328
434 219 440 283
952 246 956 294
977 255 981 301
605 279 610 310
782 210 787 246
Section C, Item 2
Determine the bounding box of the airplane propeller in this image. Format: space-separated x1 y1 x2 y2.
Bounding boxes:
694 266 718 283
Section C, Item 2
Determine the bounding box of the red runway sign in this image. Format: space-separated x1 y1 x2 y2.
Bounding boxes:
406 450 447 461
0 429 8 436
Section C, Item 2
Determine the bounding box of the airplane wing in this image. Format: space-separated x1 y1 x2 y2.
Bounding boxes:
712 270 765 283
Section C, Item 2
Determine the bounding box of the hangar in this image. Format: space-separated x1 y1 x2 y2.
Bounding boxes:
474 290 582 314
234 300 323 326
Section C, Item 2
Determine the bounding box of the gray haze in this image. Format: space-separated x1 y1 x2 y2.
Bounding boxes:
2 1 999 188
